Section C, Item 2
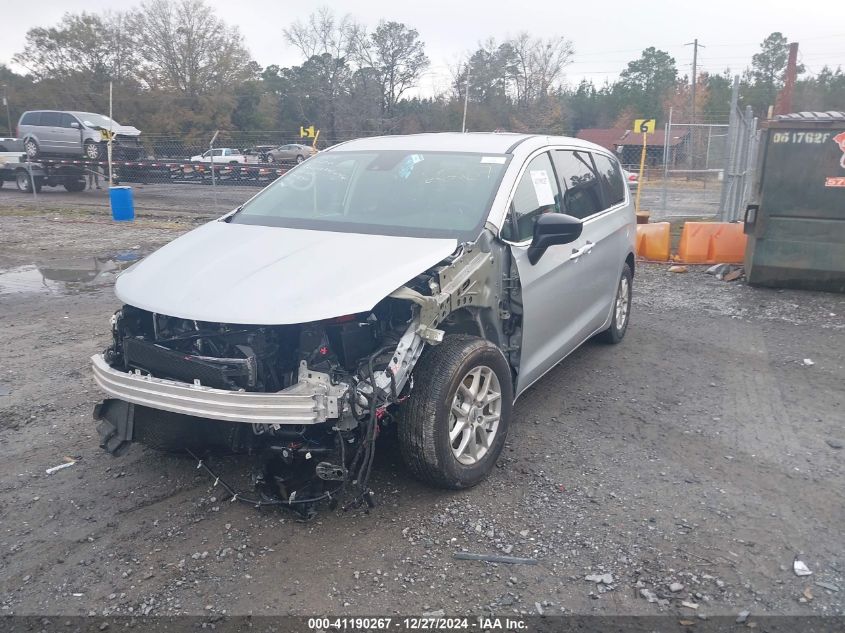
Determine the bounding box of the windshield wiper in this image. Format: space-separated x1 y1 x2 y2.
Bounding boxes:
222 205 243 222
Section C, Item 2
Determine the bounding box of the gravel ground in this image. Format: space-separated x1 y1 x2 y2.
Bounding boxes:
0 202 843 620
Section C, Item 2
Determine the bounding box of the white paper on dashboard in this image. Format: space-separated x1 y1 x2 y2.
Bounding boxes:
530 170 555 206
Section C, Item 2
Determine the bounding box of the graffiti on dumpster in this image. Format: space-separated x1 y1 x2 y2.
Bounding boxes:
825 132 845 187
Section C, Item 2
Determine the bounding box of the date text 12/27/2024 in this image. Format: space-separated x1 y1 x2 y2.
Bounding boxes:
307 617 528 630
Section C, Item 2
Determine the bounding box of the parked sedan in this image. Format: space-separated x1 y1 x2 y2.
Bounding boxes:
265 143 316 164
92 133 635 512
623 169 639 192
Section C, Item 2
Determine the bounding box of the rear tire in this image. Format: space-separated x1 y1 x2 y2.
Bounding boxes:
16 171 43 193
64 179 86 192
84 141 102 160
597 263 633 344
24 138 39 159
398 335 513 489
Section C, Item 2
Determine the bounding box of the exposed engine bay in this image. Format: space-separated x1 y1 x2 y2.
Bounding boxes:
94 235 522 518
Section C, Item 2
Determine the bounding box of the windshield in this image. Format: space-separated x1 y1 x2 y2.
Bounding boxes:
231 150 510 240
76 113 117 129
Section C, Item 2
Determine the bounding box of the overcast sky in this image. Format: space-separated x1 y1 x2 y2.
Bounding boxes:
2 0 843 94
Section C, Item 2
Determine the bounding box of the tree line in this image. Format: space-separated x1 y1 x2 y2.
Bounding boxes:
1 0 843 143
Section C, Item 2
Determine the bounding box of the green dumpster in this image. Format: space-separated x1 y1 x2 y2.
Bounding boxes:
744 111 845 292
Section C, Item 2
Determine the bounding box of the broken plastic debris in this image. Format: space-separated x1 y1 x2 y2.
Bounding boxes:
793 560 812 576
46 460 76 475
815 581 840 592
585 573 614 584
706 263 731 276
453 552 538 565
802 358 815 366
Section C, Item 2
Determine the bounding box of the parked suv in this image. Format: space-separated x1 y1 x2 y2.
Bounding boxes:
92 133 635 509
17 110 144 160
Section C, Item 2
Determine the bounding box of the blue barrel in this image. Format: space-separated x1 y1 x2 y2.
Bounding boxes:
109 186 135 222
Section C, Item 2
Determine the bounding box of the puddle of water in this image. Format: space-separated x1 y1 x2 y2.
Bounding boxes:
0 252 142 296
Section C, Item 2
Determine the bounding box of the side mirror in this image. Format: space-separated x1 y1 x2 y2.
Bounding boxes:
527 213 583 265
70 121 80 129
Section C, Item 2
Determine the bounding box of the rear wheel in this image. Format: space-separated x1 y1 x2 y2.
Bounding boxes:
84 141 102 160
24 138 39 159
398 335 513 489
16 171 43 193
597 263 633 344
64 179 86 192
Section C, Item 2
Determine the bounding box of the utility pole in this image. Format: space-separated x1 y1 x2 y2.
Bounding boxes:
1 84 11 136
685 39 705 124
461 61 471 133
774 42 799 116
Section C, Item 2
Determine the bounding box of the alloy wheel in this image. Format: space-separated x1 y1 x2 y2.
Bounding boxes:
615 276 630 330
448 365 502 465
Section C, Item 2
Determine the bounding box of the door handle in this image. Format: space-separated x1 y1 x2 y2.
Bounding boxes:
569 241 594 260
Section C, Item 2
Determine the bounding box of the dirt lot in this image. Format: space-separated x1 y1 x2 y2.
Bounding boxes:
0 194 843 621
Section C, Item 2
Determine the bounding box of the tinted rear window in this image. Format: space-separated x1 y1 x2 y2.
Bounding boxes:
19 112 40 125
593 153 626 206
552 150 604 219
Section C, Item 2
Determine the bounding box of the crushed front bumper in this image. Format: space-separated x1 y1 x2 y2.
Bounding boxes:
91 354 346 425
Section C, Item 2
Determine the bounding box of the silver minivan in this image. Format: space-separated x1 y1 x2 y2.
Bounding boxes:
17 110 143 160
92 133 635 510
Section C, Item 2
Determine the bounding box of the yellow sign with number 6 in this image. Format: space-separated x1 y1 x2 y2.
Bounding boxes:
633 119 656 134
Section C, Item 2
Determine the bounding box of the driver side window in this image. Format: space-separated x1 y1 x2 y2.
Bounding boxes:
502 152 561 242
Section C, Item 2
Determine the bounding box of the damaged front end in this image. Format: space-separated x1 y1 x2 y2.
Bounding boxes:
92 237 513 516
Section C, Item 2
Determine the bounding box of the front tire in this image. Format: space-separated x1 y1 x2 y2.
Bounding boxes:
398 335 513 489
296 154 305 163
597 263 633 344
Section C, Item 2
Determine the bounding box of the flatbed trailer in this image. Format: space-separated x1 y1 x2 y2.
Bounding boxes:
0 155 89 193
21 157 292 187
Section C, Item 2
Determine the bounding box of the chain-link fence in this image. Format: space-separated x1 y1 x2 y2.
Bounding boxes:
719 105 760 221
636 79 760 221
3 112 761 218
